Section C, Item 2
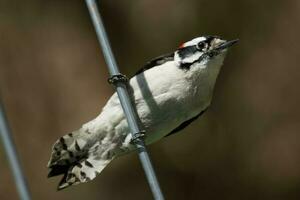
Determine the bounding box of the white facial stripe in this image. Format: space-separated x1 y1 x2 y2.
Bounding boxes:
183 37 206 47
182 51 202 64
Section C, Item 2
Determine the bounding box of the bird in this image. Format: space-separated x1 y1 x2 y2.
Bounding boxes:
47 35 238 190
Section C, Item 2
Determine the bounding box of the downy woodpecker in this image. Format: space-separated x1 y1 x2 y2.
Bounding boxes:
47 35 238 190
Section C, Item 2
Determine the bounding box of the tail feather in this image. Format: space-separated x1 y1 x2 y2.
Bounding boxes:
48 129 115 190
48 131 86 168
48 165 69 178
57 156 113 190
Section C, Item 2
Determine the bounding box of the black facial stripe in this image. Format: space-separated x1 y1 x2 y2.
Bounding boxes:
180 62 193 70
179 53 210 70
177 45 198 60
179 37 216 60
204 36 215 44
197 37 215 51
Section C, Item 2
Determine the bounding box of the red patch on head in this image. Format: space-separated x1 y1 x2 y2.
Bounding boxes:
178 42 185 48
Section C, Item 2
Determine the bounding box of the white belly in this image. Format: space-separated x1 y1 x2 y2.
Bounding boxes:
86 60 211 151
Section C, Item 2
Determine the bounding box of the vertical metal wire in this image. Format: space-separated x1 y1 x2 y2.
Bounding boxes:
84 1 164 199
0 100 31 200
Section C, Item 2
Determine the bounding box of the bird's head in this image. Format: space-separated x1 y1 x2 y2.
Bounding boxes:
175 36 238 69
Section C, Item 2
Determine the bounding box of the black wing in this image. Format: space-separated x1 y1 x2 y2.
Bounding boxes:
135 52 174 75
165 108 208 137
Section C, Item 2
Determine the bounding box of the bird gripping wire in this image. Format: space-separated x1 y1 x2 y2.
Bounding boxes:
84 1 164 199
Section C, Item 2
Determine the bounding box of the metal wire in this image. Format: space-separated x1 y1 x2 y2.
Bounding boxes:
84 1 164 199
0 100 31 200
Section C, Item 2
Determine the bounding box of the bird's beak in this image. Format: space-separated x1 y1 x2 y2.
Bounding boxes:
215 39 239 51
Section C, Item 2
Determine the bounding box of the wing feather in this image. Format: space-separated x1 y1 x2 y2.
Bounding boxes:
135 52 174 75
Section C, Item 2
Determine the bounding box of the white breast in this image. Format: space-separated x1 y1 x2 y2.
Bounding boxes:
84 58 220 149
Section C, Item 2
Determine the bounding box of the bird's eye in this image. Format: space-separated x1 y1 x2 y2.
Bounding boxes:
196 42 205 50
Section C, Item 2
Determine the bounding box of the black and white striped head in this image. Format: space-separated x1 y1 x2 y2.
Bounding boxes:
175 36 238 69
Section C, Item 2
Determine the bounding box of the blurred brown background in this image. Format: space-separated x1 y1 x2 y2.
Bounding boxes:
0 0 300 199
